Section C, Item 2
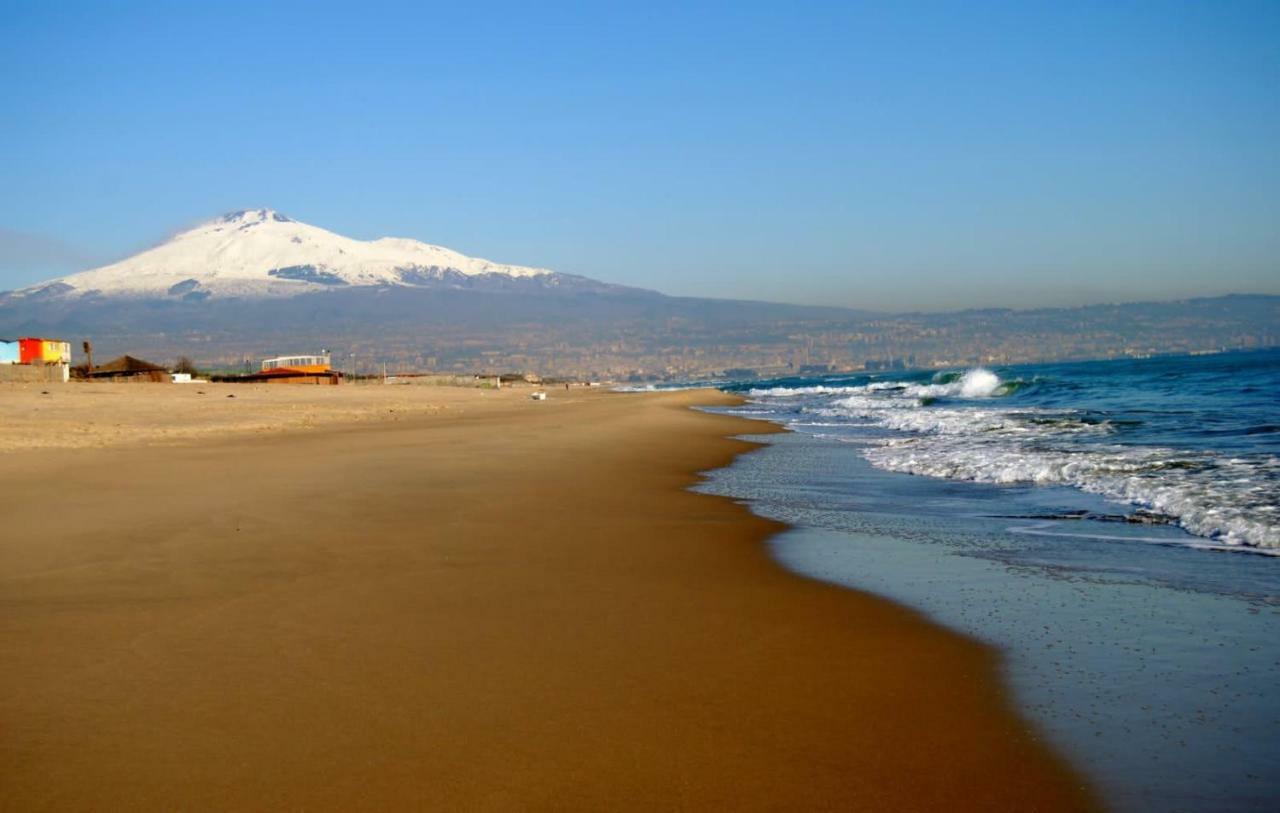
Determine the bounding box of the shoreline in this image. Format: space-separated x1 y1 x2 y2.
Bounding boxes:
701 398 1280 810
0 388 1095 809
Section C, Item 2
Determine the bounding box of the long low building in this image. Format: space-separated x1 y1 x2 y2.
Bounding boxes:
261 354 332 374
216 369 342 385
213 352 341 385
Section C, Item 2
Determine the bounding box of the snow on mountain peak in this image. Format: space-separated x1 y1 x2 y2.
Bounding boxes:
13 210 554 300
216 208 291 226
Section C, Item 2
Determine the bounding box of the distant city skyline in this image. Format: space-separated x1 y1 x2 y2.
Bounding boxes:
2 1 1277 311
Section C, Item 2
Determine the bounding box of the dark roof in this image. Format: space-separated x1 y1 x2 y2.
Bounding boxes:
90 355 168 375
211 369 341 383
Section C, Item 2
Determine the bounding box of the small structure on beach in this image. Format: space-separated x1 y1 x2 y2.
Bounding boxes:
213 352 340 385
261 354 333 374
0 336 72 383
18 337 72 365
219 368 341 385
88 355 171 383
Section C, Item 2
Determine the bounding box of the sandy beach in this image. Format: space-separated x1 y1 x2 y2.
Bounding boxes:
0 384 1095 810
0 379 508 452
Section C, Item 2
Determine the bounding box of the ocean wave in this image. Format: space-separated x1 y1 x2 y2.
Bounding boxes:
1006 520 1280 556
913 367 1003 398
864 438 1279 550
747 368 1026 400
745 366 1280 552
832 403 1110 438
612 383 716 392
746 384 869 397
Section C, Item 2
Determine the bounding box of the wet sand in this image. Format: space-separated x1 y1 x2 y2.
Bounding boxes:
0 387 1095 810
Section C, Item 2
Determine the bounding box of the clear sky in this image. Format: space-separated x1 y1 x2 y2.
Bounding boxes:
1 0 1277 311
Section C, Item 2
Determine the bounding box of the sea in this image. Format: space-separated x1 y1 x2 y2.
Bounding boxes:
653 348 1280 811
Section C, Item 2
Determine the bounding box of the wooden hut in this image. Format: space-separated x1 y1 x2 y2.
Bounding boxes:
88 355 171 383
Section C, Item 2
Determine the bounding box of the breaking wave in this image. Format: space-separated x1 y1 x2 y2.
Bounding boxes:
741 366 1280 553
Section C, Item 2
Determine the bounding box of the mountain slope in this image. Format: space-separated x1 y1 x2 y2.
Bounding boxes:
5 209 580 301
0 209 871 373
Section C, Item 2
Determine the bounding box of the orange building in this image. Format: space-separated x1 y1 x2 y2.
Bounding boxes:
18 337 71 364
260 354 332 374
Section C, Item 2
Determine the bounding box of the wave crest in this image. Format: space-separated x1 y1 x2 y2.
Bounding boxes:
743 366 1279 552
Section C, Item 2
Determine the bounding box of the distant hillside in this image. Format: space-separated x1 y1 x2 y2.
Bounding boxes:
0 210 1273 377
0 287 1271 380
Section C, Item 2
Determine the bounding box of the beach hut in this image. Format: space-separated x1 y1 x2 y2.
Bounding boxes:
18 337 71 364
88 355 171 383
0 336 72 382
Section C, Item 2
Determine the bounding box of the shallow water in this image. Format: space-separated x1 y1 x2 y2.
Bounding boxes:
695 377 1280 811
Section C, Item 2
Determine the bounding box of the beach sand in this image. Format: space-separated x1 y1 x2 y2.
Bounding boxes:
0 385 1095 810
0 380 504 452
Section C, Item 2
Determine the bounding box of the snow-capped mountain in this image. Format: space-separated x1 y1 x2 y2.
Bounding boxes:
8 209 563 301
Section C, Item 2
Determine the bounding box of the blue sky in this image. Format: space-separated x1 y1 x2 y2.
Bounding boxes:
1 0 1277 310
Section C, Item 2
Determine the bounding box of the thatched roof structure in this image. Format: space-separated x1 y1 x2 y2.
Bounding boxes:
91 355 168 374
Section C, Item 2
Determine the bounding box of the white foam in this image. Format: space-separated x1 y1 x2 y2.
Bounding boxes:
612 383 717 392
747 384 868 397
745 368 1280 552
958 368 1002 398
895 367 1004 399
864 435 1279 550
1007 521 1280 556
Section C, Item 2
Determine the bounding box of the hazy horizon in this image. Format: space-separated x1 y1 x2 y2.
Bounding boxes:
2 2 1277 311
